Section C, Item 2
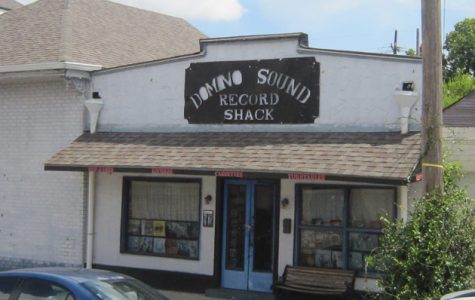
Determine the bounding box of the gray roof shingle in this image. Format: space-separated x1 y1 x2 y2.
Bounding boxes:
45 132 421 182
444 91 475 127
0 0 22 10
0 0 205 68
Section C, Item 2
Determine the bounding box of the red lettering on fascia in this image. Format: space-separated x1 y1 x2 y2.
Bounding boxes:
89 166 114 174
287 173 326 181
151 168 174 174
215 171 244 178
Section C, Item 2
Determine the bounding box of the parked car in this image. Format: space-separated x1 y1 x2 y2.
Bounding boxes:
441 289 475 300
0 267 169 300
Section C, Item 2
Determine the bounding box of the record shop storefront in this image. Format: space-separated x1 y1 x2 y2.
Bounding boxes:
45 33 423 293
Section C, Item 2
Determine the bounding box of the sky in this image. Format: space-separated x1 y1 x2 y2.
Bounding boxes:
16 0 475 54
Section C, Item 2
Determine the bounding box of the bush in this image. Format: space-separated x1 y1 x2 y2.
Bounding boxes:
367 162 475 300
443 74 475 108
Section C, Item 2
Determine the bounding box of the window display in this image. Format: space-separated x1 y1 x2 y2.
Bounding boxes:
297 186 395 275
122 178 201 259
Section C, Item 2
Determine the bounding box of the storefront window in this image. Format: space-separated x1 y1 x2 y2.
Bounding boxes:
122 178 201 260
296 186 395 275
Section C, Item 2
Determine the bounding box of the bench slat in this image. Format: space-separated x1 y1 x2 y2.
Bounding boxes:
279 282 347 292
274 284 344 295
275 265 355 296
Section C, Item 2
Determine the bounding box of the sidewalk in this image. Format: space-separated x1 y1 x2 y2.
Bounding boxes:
160 289 275 300
161 290 223 300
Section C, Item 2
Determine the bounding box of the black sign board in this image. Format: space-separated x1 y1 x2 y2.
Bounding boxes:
184 57 319 124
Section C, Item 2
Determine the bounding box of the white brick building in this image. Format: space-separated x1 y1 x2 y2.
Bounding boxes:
0 0 203 271
1 0 430 297
0 77 85 268
45 34 423 293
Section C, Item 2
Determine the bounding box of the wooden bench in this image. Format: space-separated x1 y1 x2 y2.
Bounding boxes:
274 265 356 297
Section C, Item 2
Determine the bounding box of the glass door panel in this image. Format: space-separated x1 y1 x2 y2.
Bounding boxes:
221 180 276 293
225 184 246 270
252 184 273 272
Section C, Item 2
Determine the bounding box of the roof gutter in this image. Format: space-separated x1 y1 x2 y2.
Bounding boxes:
0 62 102 73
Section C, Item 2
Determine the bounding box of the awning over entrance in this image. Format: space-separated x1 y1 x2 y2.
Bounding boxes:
45 131 421 184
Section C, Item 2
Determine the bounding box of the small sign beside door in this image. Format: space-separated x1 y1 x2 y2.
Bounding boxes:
203 210 214 227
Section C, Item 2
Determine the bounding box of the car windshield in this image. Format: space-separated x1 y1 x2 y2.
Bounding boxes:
81 277 168 300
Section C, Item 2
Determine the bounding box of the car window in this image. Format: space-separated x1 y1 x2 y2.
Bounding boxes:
0 277 20 300
17 279 74 300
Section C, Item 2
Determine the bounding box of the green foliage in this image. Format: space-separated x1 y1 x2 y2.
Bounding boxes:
367 162 475 300
443 73 475 107
444 18 475 80
405 48 416 56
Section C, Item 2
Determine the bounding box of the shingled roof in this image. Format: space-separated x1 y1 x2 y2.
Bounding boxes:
45 132 421 183
444 91 475 127
0 0 205 69
0 0 22 11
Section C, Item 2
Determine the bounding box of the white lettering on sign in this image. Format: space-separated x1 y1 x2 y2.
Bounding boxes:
189 70 243 110
219 93 279 106
219 92 278 121
215 171 244 178
89 166 114 174
288 173 326 181
224 108 274 121
151 168 174 174
257 68 312 103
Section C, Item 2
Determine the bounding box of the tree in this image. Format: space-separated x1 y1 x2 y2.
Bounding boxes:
444 18 475 80
443 73 475 107
405 48 416 56
367 162 475 300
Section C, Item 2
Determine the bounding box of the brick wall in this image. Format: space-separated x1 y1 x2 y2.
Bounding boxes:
0 77 85 269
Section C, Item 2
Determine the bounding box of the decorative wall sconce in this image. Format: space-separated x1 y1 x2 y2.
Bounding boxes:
281 198 289 208
204 195 213 204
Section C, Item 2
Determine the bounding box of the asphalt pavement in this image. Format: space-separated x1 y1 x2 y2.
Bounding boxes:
160 290 224 300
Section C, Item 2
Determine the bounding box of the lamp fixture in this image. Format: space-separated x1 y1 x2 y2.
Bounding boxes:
281 198 289 208
204 195 213 204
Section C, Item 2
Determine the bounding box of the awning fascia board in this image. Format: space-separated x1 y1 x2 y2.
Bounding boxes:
44 164 408 186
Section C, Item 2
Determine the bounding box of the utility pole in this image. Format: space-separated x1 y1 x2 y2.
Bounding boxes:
416 28 420 56
421 0 444 192
391 30 398 54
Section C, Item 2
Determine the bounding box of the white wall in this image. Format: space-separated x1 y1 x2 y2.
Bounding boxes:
444 127 475 198
92 36 422 133
93 173 216 275
0 78 85 268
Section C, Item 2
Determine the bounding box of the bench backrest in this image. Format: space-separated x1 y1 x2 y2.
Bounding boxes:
281 265 355 294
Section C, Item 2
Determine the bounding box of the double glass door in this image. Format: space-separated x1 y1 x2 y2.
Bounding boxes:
221 180 276 292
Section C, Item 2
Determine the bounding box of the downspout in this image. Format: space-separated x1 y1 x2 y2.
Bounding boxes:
86 171 95 269
84 95 103 269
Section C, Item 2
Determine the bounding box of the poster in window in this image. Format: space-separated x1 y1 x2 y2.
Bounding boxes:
349 252 363 270
166 222 199 239
139 237 153 253
166 239 178 255
153 220 166 237
315 249 332 268
331 251 344 268
177 240 198 258
153 238 166 254
128 219 141 235
127 236 141 252
203 210 214 227
141 220 153 236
